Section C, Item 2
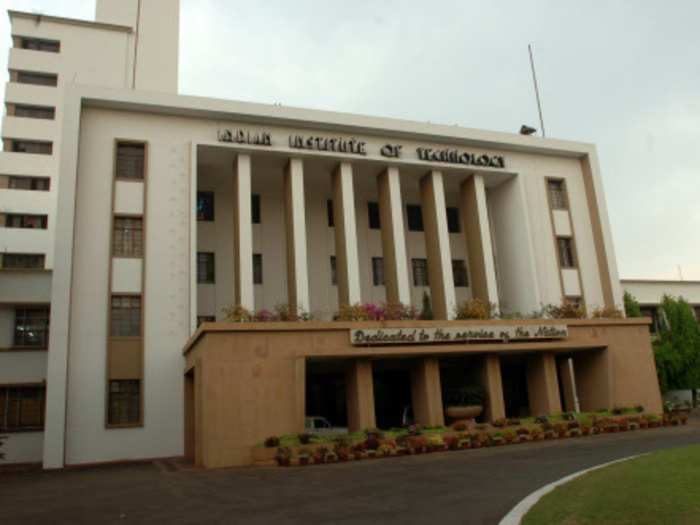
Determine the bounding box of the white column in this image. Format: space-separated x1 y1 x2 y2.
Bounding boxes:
284 158 310 313
233 154 254 310
377 167 411 305
420 170 456 320
332 162 361 306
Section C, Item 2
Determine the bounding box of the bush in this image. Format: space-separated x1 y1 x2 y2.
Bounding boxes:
221 304 254 322
297 433 313 445
274 446 291 464
624 291 642 317
364 437 380 450
590 305 624 318
506 418 521 426
455 298 492 320
334 302 419 321
562 412 576 421
264 436 280 448
545 300 586 319
534 415 549 424
452 422 468 431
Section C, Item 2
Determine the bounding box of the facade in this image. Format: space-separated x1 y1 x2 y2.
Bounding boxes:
1 1 664 469
622 279 700 333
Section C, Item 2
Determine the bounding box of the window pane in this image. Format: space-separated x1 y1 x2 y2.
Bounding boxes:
0 386 45 431
330 256 337 285
16 71 58 86
197 252 215 283
327 199 334 227
111 295 141 337
116 143 145 180
14 105 55 119
108 380 140 425
2 253 45 269
14 306 50 347
12 140 52 154
197 192 214 221
8 176 50 190
446 207 460 233
251 194 261 224
113 217 143 257
549 180 567 209
253 253 263 284
368 202 380 229
372 257 384 286
407 205 423 231
557 237 575 268
412 258 429 286
452 259 469 287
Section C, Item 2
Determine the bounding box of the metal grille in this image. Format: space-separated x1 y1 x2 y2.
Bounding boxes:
108 380 140 425
2 253 45 269
372 257 384 285
111 295 141 337
197 252 215 283
14 306 49 347
113 217 143 257
557 237 575 268
452 259 469 287
253 254 263 284
548 180 567 209
116 143 145 180
412 258 429 286
0 386 45 431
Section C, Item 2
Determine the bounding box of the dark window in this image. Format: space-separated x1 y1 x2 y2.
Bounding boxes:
20 37 60 52
116 143 145 180
557 237 575 268
2 253 45 269
452 259 469 287
253 253 262 284
330 256 337 285
5 214 47 229
412 258 429 286
197 252 215 283
566 296 583 308
446 207 460 233
16 71 57 86
11 140 52 154
368 202 380 229
14 306 49 347
13 104 55 119
372 257 384 286
640 306 660 334
0 386 46 432
251 194 261 224
111 295 141 337
327 199 334 227
548 180 567 209
197 192 214 221
197 315 215 327
407 205 423 231
108 380 140 425
113 217 143 257
7 176 50 190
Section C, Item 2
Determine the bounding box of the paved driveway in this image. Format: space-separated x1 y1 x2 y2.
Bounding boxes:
2 420 699 525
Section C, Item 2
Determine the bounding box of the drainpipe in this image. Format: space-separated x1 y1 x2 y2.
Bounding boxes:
568 358 580 413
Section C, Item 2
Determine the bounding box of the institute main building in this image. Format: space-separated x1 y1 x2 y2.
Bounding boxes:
1 0 662 469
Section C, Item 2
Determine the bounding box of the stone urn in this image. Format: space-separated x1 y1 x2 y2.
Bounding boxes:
446 405 483 420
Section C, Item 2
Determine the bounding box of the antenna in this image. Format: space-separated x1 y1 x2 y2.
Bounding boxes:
528 43 546 138
677 265 684 281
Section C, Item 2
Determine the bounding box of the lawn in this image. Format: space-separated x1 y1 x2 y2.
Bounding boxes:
523 444 700 524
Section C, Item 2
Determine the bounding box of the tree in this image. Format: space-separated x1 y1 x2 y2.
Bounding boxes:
624 291 642 317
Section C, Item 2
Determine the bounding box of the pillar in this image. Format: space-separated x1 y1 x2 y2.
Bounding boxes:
410 357 445 426
558 358 579 412
573 349 612 412
420 170 456 319
460 174 499 309
526 354 562 416
332 162 362 306
284 158 310 314
377 167 411 305
479 355 505 422
345 359 376 432
233 154 254 310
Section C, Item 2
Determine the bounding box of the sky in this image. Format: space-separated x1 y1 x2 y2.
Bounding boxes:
2 0 699 280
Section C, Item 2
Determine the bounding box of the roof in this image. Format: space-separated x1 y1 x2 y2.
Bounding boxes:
8 9 133 33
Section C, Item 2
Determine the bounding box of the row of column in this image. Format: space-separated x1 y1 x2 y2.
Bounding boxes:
231 154 500 316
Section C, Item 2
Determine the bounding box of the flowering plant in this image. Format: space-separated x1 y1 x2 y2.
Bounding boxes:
455 298 492 320
333 302 419 321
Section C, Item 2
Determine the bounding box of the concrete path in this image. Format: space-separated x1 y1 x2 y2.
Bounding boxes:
1 420 699 525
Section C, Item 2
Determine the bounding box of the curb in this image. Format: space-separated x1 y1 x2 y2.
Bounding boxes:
498 453 648 525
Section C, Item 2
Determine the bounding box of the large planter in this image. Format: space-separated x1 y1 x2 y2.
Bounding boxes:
446 405 483 420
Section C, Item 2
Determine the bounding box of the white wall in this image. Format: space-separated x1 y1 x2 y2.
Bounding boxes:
622 280 700 305
2 432 44 464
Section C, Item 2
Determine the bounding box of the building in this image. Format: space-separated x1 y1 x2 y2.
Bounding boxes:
621 279 700 333
1 1 662 469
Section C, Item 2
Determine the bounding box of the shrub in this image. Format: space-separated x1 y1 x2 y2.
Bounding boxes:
407 424 423 436
274 303 311 322
314 446 329 462
221 304 254 322
534 415 549 424
333 302 418 321
635 405 644 413
452 422 468 431
562 412 576 421
264 436 280 448
516 427 530 436
297 433 313 445
274 446 292 464
590 305 624 318
455 298 492 320
506 418 521 426
444 435 460 450
297 447 311 458
420 291 433 320
364 437 380 451
545 300 586 319
492 418 506 428
624 291 642 317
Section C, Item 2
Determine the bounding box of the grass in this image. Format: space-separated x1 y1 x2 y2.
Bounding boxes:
523 445 700 524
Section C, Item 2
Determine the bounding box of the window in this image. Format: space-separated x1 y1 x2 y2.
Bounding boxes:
548 180 567 209
253 253 262 284
113 217 143 257
412 258 429 286
407 205 423 231
197 192 214 221
11 140 52 154
251 194 261 224
327 199 334 227
111 295 141 337
14 104 55 119
368 202 380 229
330 256 337 285
0 386 45 432
197 252 215 283
108 380 140 425
2 253 45 269
446 207 460 233
7 176 50 191
639 307 659 334
197 315 215 327
566 296 583 309
557 237 575 268
20 37 60 52
452 259 469 287
16 71 58 86
14 306 49 347
372 257 384 286
116 142 145 180
5 214 47 229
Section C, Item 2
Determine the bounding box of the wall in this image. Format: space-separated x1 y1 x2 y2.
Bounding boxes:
622 280 700 305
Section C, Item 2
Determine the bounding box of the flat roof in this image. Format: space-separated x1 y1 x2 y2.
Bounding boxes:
8 9 133 33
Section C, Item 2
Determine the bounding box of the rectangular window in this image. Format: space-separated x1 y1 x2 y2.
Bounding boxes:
197 191 214 221
452 259 469 287
368 202 380 229
110 295 141 337
116 142 145 180
14 306 50 348
251 194 261 224
196 315 215 327
2 253 45 269
20 37 60 52
16 71 58 86
13 104 55 119
5 214 47 229
548 180 567 209
407 205 424 231
108 380 140 425
197 252 215 283
113 217 143 257
11 140 52 154
253 253 263 284
446 207 460 233
7 176 50 191
412 258 429 286
330 255 337 285
327 199 334 227
557 237 576 268
0 386 46 432
372 257 384 286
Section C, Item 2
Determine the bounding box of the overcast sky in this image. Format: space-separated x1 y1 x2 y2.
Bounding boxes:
2 0 699 280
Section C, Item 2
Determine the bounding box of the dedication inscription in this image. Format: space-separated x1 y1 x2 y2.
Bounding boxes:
350 325 567 345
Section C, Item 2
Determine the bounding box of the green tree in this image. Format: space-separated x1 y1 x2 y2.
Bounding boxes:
624 291 642 317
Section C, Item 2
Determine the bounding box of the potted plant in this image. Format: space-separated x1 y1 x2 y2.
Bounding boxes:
325 451 338 463
503 429 517 444
490 432 505 446
427 434 446 452
444 384 487 422
297 447 311 466
516 427 530 441
275 446 292 467
530 427 543 441
555 421 569 438
377 443 394 457
314 446 329 464
264 436 280 448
